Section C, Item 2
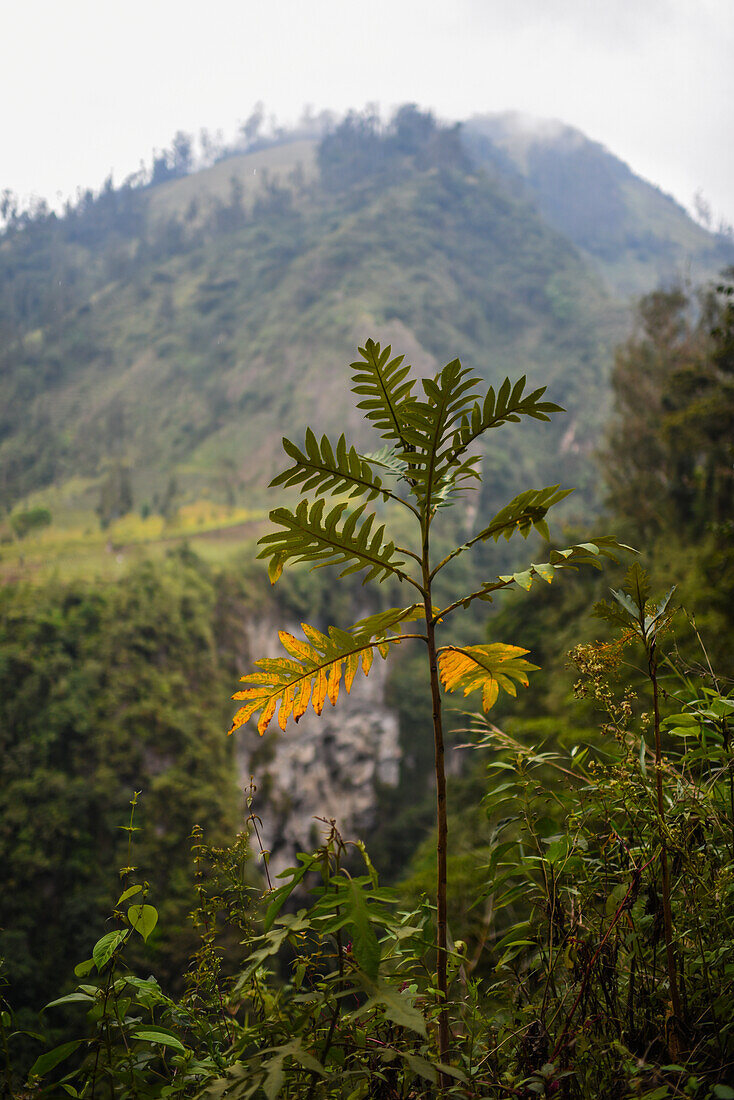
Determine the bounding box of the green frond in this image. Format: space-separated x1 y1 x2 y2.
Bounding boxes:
386 358 482 511
257 499 411 586
349 604 427 644
446 376 565 466
431 485 574 580
350 339 416 450
362 446 412 481
230 619 410 736
270 429 390 503
438 536 635 617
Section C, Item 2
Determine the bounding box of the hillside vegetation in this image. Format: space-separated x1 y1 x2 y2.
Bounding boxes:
1 106 733 1097
4 106 728 557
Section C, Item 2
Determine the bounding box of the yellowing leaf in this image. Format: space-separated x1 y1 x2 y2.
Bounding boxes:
229 615 412 736
438 643 539 713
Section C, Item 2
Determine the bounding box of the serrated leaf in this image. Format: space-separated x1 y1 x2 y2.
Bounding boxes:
438 644 539 713
350 339 417 450
271 430 391 504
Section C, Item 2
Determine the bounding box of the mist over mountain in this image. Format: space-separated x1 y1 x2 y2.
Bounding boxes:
464 112 733 296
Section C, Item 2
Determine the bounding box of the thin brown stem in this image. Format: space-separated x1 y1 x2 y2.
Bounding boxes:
422 527 450 1089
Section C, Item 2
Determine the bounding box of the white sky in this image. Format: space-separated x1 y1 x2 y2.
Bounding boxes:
2 0 733 226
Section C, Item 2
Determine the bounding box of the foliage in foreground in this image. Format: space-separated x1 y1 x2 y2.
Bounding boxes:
229 336 628 1075
3 575 734 1098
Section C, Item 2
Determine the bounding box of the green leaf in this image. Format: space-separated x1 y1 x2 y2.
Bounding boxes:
117 884 143 905
391 357 482 509
127 903 158 942
43 992 95 1011
713 1087 734 1099
347 880 381 980
263 858 314 930
257 499 408 586
29 1040 83 1078
355 979 427 1036
350 339 417 450
73 958 94 978
546 838 569 865
92 929 126 970
131 1026 186 1052
445 375 565 471
263 1054 285 1100
271 430 393 505
402 1051 438 1084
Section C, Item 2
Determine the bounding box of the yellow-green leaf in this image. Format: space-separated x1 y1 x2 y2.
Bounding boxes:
438 643 539 713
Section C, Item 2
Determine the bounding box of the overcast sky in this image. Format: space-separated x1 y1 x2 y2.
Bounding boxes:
3 0 733 226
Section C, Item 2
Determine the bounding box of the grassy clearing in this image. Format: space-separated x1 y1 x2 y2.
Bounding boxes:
0 500 266 584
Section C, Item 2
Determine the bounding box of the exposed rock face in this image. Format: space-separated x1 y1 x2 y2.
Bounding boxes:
235 615 400 875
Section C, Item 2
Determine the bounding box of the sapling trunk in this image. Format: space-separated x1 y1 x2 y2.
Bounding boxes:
424 587 450 1079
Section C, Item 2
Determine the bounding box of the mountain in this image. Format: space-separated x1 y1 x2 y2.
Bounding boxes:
463 112 733 298
1 107 730 556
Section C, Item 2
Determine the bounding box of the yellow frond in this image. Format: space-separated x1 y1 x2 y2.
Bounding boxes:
438 643 538 715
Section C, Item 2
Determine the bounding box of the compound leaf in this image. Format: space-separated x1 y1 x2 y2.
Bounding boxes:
257 499 410 586
230 615 414 736
438 644 539 712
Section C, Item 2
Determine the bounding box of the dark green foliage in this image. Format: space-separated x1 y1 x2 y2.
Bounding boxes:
0 550 240 1012
6 598 732 1097
8 507 51 539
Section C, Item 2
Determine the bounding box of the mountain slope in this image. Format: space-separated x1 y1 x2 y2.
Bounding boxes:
464 112 734 297
1 108 729 538
0 120 620 528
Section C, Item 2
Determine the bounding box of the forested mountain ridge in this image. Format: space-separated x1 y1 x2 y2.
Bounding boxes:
1 107 729 537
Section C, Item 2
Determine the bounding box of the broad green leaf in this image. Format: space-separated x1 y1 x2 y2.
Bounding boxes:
73 958 94 978
402 1052 437 1084
131 1026 186 1052
347 879 381 980
43 992 95 1010
29 1040 83 1078
117 884 143 905
92 929 126 970
354 979 427 1036
128 903 158 942
263 1054 285 1100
